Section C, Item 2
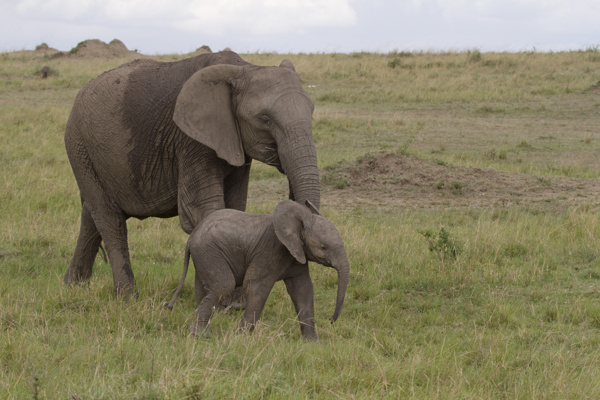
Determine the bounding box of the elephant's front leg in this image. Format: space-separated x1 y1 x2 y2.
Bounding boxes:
284 267 317 341
64 203 102 284
224 160 251 211
238 276 276 333
178 149 229 234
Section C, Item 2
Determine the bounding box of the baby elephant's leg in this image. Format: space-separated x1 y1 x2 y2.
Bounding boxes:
190 292 217 337
237 277 276 333
284 268 318 341
190 265 236 337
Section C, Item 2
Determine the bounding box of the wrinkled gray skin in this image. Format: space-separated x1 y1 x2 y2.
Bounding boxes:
166 200 350 340
63 51 320 297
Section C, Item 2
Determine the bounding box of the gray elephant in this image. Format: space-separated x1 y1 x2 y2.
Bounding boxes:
165 200 350 340
63 51 320 296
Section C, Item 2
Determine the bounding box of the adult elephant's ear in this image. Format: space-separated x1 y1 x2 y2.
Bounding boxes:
273 200 312 264
173 64 245 167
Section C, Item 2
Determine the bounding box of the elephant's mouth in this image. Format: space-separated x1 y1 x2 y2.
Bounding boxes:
265 148 284 173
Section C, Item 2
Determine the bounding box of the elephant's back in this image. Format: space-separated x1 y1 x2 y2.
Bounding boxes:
189 210 272 283
193 210 271 248
75 58 158 101
69 51 248 138
68 58 158 134
63 51 249 218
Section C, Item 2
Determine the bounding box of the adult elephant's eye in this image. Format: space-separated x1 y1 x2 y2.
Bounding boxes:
259 115 271 125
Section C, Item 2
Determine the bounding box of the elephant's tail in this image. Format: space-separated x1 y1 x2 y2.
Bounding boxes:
98 243 108 263
165 243 191 310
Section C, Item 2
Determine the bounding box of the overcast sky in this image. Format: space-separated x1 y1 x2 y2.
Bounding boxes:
1 0 599 54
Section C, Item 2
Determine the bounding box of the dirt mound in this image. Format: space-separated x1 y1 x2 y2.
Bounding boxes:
34 43 61 56
69 39 139 58
195 45 213 54
322 152 600 211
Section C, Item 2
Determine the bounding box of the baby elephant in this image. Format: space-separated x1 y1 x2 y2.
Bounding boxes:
166 200 350 340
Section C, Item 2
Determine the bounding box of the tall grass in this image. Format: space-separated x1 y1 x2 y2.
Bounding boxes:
2 49 600 398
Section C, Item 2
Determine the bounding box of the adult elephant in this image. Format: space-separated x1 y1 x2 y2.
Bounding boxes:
64 51 320 296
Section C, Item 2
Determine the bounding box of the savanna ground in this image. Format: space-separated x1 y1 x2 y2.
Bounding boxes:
1 41 600 399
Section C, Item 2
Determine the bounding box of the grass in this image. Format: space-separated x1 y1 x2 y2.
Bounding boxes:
2 47 600 398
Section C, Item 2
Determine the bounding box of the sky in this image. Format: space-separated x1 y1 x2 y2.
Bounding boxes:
1 0 599 54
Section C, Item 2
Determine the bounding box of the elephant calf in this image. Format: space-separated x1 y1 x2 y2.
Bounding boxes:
166 200 350 340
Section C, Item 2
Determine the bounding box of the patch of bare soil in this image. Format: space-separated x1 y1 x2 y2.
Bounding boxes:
584 81 600 94
69 39 141 58
322 152 600 211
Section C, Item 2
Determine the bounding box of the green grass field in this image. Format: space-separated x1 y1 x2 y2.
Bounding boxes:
1 46 600 399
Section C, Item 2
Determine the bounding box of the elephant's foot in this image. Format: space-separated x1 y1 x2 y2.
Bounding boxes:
302 333 319 342
236 319 257 334
114 283 135 295
300 322 318 341
109 275 137 301
114 284 138 303
112 262 137 300
63 265 92 285
190 321 211 338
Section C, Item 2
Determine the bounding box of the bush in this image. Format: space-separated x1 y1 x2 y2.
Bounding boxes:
419 227 464 262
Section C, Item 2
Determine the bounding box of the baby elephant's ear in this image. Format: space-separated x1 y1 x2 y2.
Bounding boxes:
273 200 312 264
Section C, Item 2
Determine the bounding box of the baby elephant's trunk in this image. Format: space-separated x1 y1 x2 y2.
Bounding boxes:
330 257 350 323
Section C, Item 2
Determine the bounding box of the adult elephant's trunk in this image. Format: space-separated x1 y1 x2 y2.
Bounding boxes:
278 122 321 210
330 256 350 323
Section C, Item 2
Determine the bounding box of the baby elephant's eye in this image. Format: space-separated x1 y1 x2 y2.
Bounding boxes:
321 244 328 251
259 115 271 125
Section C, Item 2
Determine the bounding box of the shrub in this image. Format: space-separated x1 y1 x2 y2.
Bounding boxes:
419 227 464 262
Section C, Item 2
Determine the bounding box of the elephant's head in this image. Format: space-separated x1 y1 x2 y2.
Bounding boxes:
173 59 320 209
273 200 349 323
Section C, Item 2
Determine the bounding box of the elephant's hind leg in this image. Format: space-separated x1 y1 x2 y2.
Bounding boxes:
191 273 236 337
64 203 102 284
190 293 217 337
90 209 135 297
